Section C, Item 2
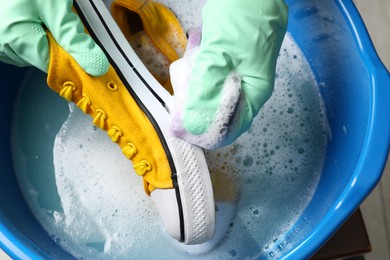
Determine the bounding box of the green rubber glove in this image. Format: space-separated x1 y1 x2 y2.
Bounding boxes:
0 0 109 76
170 0 288 149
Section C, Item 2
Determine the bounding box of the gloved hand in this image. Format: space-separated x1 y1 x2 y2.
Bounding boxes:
170 0 288 149
0 0 109 76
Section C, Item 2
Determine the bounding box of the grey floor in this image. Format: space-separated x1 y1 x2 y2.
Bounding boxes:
1 1 390 259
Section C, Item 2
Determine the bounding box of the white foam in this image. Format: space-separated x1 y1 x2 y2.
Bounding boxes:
25 104 155 258
156 0 206 32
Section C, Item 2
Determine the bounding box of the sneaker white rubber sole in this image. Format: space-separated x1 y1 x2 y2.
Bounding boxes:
74 0 215 245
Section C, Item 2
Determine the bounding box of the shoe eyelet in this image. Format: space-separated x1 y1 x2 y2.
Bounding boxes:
60 81 77 101
93 109 108 129
63 81 77 91
107 80 118 91
122 142 138 159
76 95 91 113
108 126 123 143
134 160 152 176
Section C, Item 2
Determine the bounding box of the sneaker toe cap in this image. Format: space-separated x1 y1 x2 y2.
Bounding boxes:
151 188 182 241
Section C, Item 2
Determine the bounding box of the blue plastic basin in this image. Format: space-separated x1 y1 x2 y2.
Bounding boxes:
1 0 389 259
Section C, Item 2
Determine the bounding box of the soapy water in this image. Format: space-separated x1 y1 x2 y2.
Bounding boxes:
153 0 206 31
11 31 328 259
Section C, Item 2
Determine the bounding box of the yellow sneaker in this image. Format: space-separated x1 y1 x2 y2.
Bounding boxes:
111 0 187 93
46 0 216 245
